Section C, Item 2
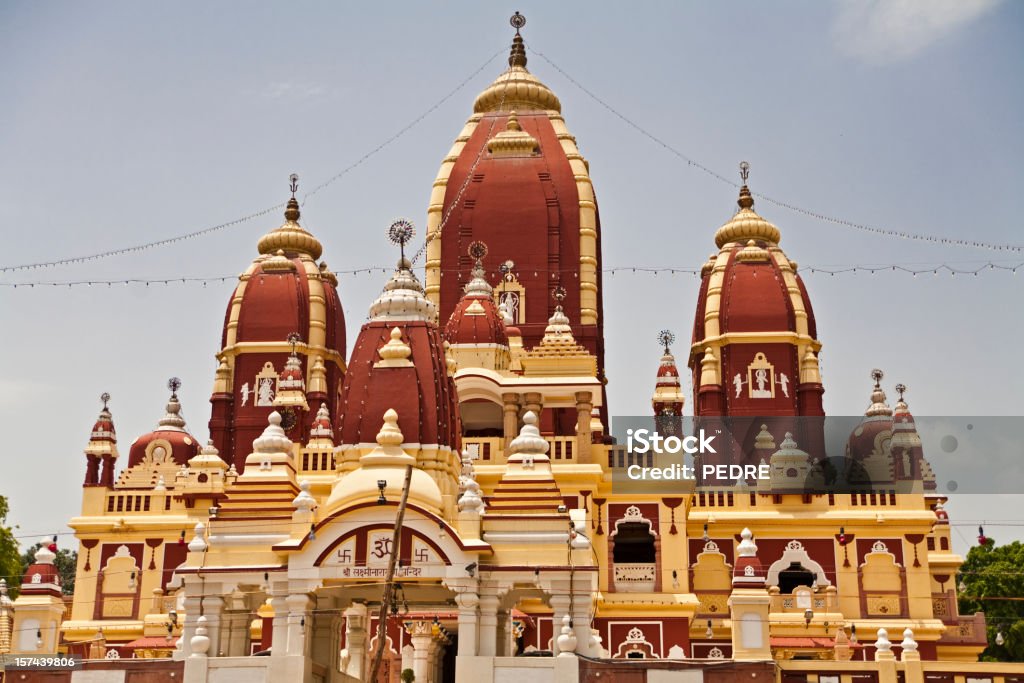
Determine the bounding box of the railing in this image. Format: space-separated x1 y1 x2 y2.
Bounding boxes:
463 437 503 463
936 612 988 645
613 563 657 592
547 436 576 461
463 436 579 464
299 450 334 473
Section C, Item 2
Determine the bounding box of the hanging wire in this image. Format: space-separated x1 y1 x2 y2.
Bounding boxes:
2 260 1020 288
0 48 506 275
526 44 1024 255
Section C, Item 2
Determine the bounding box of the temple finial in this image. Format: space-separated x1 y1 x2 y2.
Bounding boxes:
388 219 416 265
167 377 182 399
895 383 907 402
658 329 676 355
738 161 754 209
509 12 527 68
285 173 300 222
871 368 884 389
100 392 111 410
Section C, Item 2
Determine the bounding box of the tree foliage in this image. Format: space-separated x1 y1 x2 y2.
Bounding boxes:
20 542 77 596
0 496 22 600
958 538 1024 662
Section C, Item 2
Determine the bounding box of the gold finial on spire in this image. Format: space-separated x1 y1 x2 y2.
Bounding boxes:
738 161 754 209
284 173 300 222
509 12 527 68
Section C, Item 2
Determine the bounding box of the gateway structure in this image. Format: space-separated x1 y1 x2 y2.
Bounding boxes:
3 15 1014 683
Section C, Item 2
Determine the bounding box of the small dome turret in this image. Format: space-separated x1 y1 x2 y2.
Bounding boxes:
127 379 200 469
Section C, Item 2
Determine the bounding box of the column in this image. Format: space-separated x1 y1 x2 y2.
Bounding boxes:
454 591 479 656
343 603 368 680
285 592 312 656
570 595 593 656
575 391 593 463
477 594 500 656
502 393 521 450
269 594 289 657
495 609 510 656
408 621 433 683
180 594 203 658
221 609 250 656
548 593 571 639
523 392 543 419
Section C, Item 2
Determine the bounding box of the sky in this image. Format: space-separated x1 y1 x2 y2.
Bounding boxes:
0 1 1021 560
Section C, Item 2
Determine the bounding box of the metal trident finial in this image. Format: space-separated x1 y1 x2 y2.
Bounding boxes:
167 377 182 396
871 368 884 388
895 383 907 402
739 161 750 184
100 392 111 409
289 173 299 198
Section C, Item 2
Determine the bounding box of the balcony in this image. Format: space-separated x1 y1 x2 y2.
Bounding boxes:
613 563 657 592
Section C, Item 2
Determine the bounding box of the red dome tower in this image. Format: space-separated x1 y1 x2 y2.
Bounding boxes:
689 163 825 456
424 15 607 418
209 176 346 471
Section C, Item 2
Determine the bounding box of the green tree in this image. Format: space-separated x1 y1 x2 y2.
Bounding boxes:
958 538 1024 662
20 541 77 596
0 496 22 599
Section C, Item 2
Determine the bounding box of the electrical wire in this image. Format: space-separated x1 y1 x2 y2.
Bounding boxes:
526 44 1024 255
0 48 505 275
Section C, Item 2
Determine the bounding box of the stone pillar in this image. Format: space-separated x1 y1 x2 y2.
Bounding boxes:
454 591 479 656
502 393 521 450
575 391 593 463
269 594 289 657
343 602 368 681
477 593 500 656
409 621 433 683
221 609 250 657
285 593 312 656
180 594 204 658
522 392 543 423
874 629 898 683
495 609 510 656
548 594 571 639
401 643 414 675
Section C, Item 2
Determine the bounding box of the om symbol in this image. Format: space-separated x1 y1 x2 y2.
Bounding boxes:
371 538 393 559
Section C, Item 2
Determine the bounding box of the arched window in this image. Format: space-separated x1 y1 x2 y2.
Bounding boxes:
777 562 816 594
613 522 655 563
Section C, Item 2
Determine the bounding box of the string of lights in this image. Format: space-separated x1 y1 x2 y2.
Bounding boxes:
2 260 1020 288
11 518 1024 546
526 45 1024 255
0 48 505 275
407 64 512 267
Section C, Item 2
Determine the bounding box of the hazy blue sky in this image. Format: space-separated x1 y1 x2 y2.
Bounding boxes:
1 1 1021 558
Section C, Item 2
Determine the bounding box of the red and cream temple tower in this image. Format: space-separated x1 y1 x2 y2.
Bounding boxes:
0 14 1007 683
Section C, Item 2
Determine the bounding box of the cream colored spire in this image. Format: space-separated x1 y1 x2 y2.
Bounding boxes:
713 162 781 248
865 369 892 417
256 174 323 260
473 27 561 113
157 380 187 432
368 258 438 322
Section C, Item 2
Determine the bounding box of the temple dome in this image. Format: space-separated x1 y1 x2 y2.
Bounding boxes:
210 179 347 470
444 258 509 348
336 260 459 450
127 387 200 468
